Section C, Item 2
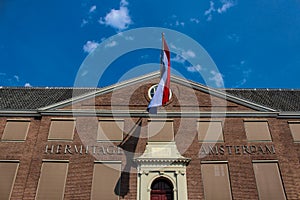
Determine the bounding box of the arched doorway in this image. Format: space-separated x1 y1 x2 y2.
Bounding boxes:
150 177 174 200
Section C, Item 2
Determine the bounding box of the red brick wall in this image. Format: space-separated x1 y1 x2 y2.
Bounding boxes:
1 84 300 199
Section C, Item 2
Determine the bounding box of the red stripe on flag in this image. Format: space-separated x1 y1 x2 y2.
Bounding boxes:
162 37 171 105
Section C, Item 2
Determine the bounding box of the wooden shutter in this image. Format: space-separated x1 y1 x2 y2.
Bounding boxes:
0 161 19 199
198 121 223 142
253 162 286 200
35 161 69 200
48 119 75 140
97 119 124 141
244 121 272 141
91 162 121 200
201 163 232 200
2 120 30 141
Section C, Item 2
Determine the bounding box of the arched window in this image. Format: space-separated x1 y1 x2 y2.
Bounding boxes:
150 177 173 200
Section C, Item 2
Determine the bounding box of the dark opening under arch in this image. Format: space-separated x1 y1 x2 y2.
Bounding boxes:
150 177 173 200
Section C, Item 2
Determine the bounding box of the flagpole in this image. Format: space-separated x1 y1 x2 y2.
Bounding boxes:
160 33 165 79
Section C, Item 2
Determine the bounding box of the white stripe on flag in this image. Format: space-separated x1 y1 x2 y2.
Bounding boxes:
147 51 169 111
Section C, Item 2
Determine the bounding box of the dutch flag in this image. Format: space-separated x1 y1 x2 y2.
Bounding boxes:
147 34 171 114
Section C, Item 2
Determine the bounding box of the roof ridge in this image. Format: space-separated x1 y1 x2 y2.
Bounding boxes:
0 87 101 89
225 88 300 91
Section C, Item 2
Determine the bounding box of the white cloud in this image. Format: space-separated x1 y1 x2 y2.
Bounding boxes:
105 40 117 48
182 50 196 59
125 36 134 40
235 78 247 87
89 5 96 13
81 5 97 28
14 75 19 82
24 83 32 87
99 0 132 31
217 0 235 14
175 20 185 27
190 18 200 24
227 33 240 42
120 0 129 6
170 44 196 64
204 1 215 21
117 32 134 40
204 0 236 21
209 70 224 87
236 67 252 87
171 55 185 64
187 64 203 72
81 19 88 27
83 41 99 53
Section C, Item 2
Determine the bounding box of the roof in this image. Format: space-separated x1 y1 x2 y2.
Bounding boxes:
0 78 300 112
1 87 300 112
0 87 98 111
225 89 300 112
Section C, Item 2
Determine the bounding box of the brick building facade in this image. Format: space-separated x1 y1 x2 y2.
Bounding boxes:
0 72 300 199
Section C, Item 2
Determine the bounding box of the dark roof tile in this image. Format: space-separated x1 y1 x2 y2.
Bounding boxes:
226 89 300 111
1 87 300 112
0 88 97 110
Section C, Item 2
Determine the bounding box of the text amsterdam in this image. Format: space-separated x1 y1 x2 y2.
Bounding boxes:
200 144 276 155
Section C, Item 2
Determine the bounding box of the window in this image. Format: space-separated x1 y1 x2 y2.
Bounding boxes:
244 120 272 142
1 120 30 141
288 121 300 142
148 119 174 141
97 119 124 141
35 161 69 200
148 84 172 100
201 162 232 200
48 119 75 141
198 121 224 142
0 161 19 199
253 161 286 200
91 161 121 200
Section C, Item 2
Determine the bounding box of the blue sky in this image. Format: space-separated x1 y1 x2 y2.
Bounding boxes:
0 0 300 88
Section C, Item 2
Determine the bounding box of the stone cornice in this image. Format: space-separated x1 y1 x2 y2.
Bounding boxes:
134 157 191 165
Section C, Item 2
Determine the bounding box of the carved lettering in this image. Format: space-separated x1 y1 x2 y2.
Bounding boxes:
242 145 252 154
200 146 208 155
234 146 241 154
250 145 257 154
45 145 54 154
99 146 106 155
219 145 225 155
64 145 72 154
226 146 233 155
198 144 276 156
257 146 265 154
208 145 216 155
56 144 62 154
265 145 276 154
74 145 83 154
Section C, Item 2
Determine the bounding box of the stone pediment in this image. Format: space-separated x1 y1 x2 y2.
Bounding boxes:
38 72 277 114
134 142 191 165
